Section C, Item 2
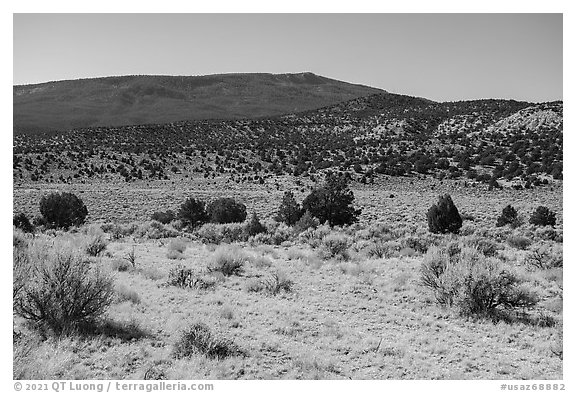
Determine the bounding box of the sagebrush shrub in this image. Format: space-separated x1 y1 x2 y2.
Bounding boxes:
207 198 247 224
177 197 209 229
85 234 108 257
207 246 247 276
524 245 563 269
529 206 557 227
14 243 114 334
427 194 462 234
166 265 217 289
293 210 319 233
420 246 538 318
39 192 88 229
173 323 243 360
506 235 531 250
246 271 294 295
320 233 351 260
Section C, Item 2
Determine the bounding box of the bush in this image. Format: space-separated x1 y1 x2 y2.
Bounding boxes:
14 243 114 334
173 323 243 360
245 212 266 237
427 194 462 234
496 205 521 228
275 191 303 226
13 213 34 233
420 246 538 318
320 233 351 260
151 210 176 224
302 172 361 226
507 235 531 250
525 245 563 269
246 271 294 295
293 210 319 233
39 192 88 229
85 234 108 257
529 206 557 227
207 246 248 276
207 198 247 224
167 265 219 290
366 240 401 259
178 198 209 229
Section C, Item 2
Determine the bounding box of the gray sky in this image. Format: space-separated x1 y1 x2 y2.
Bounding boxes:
13 13 562 102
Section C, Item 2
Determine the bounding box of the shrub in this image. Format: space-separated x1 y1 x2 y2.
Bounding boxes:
39 192 88 229
168 239 187 253
427 194 462 234
85 234 108 257
114 285 141 304
246 271 294 295
177 197 209 229
135 221 179 239
366 240 401 259
151 210 176 224
14 244 114 334
245 212 266 237
207 198 247 224
420 246 538 318
166 265 219 289
496 205 521 228
111 258 132 272
293 210 320 233
275 191 303 226
507 235 531 250
525 245 563 269
302 172 361 226
529 206 557 227
320 233 351 260
207 246 247 276
173 323 243 360
13 213 34 233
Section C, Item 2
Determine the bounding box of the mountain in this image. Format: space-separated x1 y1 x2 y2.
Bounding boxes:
13 73 386 134
13 92 563 187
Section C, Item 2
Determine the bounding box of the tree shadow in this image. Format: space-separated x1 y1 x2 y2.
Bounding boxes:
75 318 153 342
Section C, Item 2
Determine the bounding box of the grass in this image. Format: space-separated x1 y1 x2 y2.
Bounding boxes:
12 180 563 380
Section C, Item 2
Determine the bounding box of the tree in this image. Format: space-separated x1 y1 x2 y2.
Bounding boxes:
13 212 34 233
245 212 266 237
178 197 209 228
427 194 462 234
275 191 302 226
302 172 361 226
207 198 247 224
529 206 556 227
496 205 519 227
39 192 88 229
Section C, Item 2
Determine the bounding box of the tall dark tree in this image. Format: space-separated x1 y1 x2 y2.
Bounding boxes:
302 172 361 226
178 197 209 228
39 192 88 229
275 191 302 226
427 194 462 234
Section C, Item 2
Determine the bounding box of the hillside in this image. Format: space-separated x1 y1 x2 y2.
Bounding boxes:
13 93 563 190
13 73 385 134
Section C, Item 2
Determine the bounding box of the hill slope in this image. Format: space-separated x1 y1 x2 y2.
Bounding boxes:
13 93 563 188
13 73 386 134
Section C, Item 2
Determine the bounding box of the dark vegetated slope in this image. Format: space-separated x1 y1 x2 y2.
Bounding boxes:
13 73 385 134
13 93 563 188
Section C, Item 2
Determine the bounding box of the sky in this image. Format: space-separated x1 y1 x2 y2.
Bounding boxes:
13 13 562 102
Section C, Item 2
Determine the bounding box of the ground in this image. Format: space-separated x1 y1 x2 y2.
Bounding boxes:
12 178 563 380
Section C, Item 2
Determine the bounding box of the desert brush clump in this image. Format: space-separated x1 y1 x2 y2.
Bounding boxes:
39 192 88 229
13 240 115 335
207 245 249 276
427 194 463 234
420 246 538 319
529 206 557 227
173 322 244 360
506 234 531 250
246 271 294 295
166 265 219 289
524 244 563 270
320 233 351 260
293 210 320 233
166 239 187 260
85 233 108 257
